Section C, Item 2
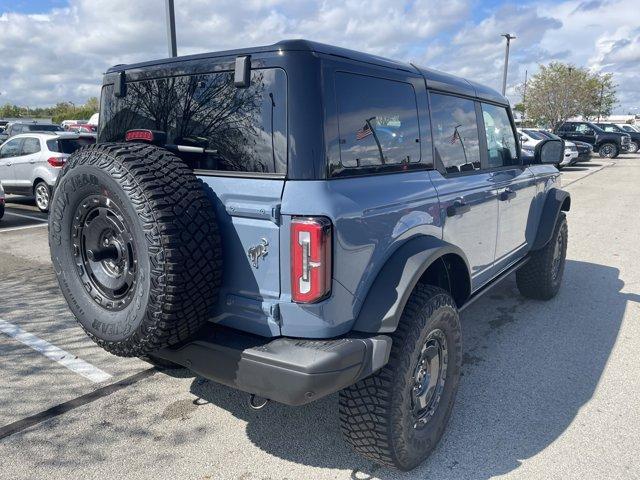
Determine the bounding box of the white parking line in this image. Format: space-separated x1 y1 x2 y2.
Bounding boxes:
0 223 48 233
4 210 48 222
0 319 112 383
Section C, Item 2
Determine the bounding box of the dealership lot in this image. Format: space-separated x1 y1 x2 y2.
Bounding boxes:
0 157 638 479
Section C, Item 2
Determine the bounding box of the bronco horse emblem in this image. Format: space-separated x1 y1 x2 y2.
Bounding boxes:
248 238 269 268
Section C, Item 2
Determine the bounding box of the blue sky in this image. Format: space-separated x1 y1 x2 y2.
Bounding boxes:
0 0 638 113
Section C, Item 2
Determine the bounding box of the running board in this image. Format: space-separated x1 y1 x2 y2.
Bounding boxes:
460 256 529 312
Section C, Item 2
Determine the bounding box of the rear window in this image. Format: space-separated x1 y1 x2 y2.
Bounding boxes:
47 137 95 154
99 68 287 175
523 129 546 140
26 124 63 132
332 72 422 177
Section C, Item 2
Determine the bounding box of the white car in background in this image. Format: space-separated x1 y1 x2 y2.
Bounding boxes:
616 124 639 133
0 132 95 212
518 128 578 168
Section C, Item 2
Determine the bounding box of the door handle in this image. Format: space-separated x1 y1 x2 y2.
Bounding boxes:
6 162 11 166
499 188 517 201
29 160 36 164
447 199 471 217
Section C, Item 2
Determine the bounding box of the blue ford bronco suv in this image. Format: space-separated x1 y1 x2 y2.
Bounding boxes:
49 40 570 470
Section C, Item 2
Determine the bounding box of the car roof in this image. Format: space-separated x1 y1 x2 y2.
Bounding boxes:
106 39 508 106
11 132 92 140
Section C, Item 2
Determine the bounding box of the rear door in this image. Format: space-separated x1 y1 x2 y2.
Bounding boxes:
99 66 287 336
481 102 537 270
12 137 41 189
427 92 499 291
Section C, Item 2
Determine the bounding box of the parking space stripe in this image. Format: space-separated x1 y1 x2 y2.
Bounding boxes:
0 319 112 383
4 211 48 222
0 368 157 440
0 223 48 233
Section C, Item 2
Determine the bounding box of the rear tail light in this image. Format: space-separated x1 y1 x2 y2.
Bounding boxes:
47 156 65 167
291 217 332 303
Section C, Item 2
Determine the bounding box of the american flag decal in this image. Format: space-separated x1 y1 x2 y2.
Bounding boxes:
356 123 373 140
450 128 461 144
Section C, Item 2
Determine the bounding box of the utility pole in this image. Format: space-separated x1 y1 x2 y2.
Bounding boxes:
597 83 604 122
522 69 528 124
501 33 516 96
165 0 177 57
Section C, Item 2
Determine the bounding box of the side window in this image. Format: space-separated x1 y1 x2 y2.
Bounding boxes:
429 92 480 174
0 138 23 158
575 123 591 134
481 103 518 168
21 138 41 155
559 123 574 132
333 72 421 176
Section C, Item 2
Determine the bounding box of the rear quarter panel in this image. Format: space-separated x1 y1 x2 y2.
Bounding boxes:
280 171 441 337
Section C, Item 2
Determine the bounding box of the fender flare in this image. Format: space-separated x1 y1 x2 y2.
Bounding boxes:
352 236 471 334
531 188 571 251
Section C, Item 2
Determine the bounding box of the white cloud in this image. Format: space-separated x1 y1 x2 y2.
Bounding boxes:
0 0 638 113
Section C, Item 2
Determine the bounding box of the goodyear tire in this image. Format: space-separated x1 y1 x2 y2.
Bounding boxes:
49 143 222 357
339 285 462 470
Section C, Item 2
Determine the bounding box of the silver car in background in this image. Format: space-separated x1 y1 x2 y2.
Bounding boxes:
0 182 5 221
0 132 95 212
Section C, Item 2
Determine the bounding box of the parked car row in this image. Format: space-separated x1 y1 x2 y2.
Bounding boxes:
518 127 593 169
554 121 633 158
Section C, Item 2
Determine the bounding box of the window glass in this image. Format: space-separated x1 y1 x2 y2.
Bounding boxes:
575 123 594 134
47 137 95 154
333 72 421 175
481 103 518 168
522 129 545 141
559 123 575 132
99 68 287 174
1 138 22 158
21 138 41 155
26 124 63 132
429 93 481 173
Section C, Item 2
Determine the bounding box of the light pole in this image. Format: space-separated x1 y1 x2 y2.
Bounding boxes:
501 33 516 96
165 0 177 57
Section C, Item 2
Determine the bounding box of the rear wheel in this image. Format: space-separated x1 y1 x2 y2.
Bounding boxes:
339 285 462 470
516 213 568 300
34 181 51 212
49 143 223 357
598 142 618 158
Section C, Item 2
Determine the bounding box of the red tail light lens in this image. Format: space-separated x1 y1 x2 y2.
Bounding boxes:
47 156 65 167
291 217 332 303
125 129 154 142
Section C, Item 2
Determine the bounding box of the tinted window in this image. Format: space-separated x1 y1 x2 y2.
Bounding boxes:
21 137 41 154
522 129 546 140
99 68 287 174
26 124 63 132
536 130 562 140
429 93 480 173
558 123 575 132
576 123 597 134
0 138 22 158
47 137 96 154
333 73 421 176
481 103 518 168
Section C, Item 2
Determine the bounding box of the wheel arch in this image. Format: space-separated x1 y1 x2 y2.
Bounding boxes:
352 236 471 334
531 187 570 251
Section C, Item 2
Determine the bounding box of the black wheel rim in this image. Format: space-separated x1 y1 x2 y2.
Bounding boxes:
71 195 137 311
551 229 564 281
602 145 613 157
412 329 448 429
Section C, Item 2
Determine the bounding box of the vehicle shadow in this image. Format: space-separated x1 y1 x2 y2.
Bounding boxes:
186 259 635 479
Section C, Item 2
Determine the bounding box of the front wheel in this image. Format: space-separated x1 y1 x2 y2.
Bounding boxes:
598 142 618 158
339 285 462 470
628 142 639 154
34 181 51 212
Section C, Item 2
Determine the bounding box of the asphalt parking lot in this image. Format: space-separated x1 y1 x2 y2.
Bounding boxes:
0 156 638 480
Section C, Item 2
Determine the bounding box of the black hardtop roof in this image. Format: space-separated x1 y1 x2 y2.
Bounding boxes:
107 39 508 105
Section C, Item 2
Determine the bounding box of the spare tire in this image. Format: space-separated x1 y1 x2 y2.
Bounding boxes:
49 143 222 357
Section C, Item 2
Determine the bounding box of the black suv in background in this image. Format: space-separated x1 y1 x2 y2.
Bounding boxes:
0 122 65 143
595 123 640 153
554 121 630 158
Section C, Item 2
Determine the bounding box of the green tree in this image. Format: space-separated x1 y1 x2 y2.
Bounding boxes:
520 62 617 127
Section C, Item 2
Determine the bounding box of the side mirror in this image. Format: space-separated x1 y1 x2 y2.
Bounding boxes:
535 139 564 165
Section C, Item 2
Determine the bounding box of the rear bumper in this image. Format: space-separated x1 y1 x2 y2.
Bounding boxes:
155 325 392 406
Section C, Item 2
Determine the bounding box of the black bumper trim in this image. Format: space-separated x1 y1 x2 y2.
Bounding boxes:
155 326 392 406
